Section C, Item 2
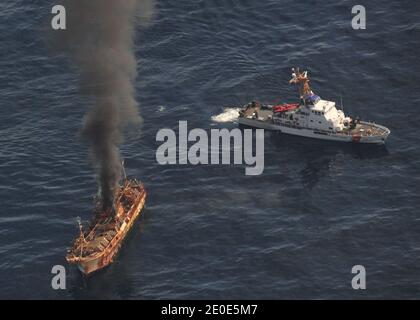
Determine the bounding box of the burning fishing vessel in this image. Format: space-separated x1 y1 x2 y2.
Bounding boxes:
236 68 390 144
60 1 151 276
66 175 147 276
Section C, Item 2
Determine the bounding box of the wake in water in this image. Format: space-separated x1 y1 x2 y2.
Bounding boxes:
211 108 241 123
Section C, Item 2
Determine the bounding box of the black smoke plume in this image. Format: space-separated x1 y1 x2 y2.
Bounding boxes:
55 0 154 209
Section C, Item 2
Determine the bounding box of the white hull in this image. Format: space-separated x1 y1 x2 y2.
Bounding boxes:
238 118 389 144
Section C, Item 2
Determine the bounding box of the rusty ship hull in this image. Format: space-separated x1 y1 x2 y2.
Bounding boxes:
66 179 146 276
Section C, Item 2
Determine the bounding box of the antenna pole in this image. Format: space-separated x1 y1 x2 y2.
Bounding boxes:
77 217 85 256
122 160 127 180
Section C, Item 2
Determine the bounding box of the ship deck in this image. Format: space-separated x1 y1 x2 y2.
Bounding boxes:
344 122 389 137
239 105 389 138
83 225 117 255
240 106 274 121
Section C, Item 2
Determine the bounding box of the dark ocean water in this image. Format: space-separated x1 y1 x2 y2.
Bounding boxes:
1 0 420 299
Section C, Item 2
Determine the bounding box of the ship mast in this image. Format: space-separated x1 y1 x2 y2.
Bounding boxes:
289 67 313 98
121 160 127 181
76 217 85 256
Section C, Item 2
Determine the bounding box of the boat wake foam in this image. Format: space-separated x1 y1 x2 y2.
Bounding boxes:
211 108 240 123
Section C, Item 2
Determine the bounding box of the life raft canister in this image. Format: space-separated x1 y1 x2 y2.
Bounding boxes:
352 134 361 142
273 103 299 113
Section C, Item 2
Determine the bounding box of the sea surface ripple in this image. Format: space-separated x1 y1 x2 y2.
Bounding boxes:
0 0 419 299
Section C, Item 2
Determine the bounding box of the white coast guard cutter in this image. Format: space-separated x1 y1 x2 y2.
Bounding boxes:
237 68 390 144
